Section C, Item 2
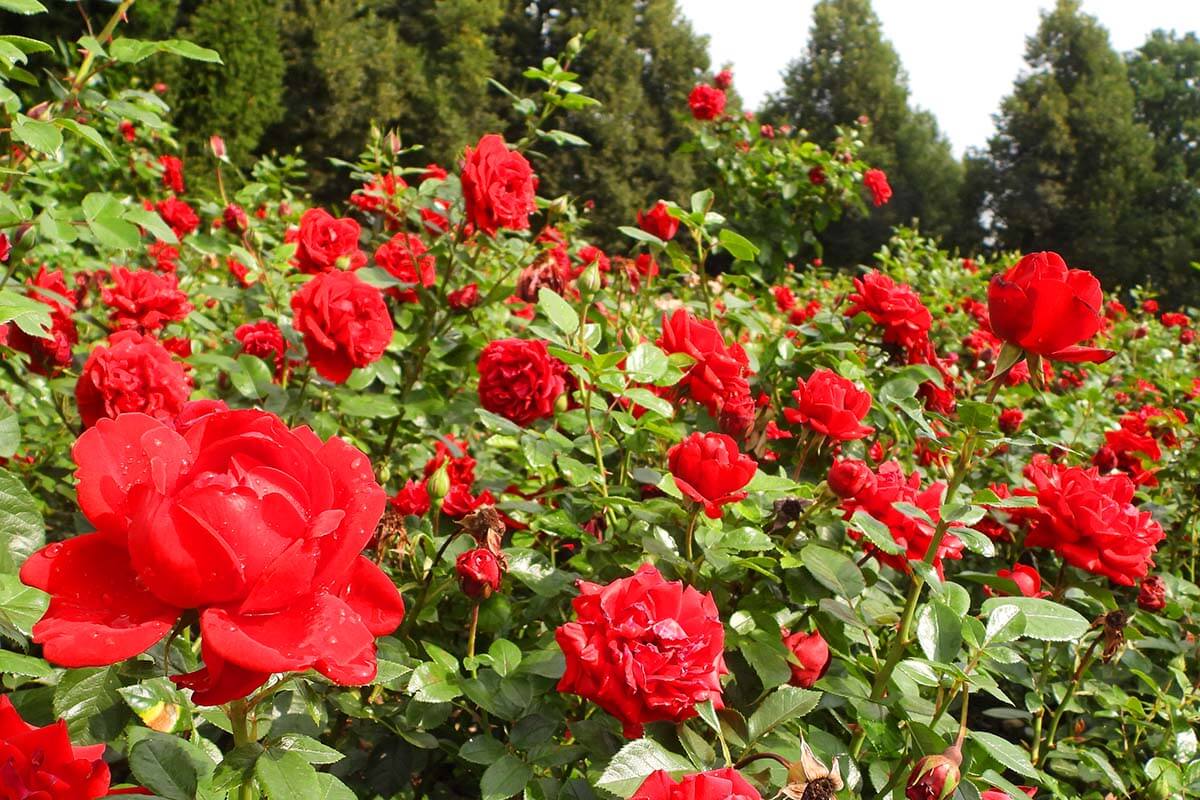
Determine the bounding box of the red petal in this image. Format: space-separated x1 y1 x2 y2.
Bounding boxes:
171 640 270 706
336 557 405 637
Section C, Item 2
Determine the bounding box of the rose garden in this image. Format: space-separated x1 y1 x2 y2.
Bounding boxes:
0 3 1197 800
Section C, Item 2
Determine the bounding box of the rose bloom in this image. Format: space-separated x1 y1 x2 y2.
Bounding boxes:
155 197 199 239
782 628 831 688
223 203 248 234
784 368 875 441
5 266 78 375
863 168 892 206
148 240 180 272
999 407 1024 434
845 271 932 352
668 431 757 518
423 433 477 488
986 563 1049 598
101 266 193 333
390 479 430 517
713 69 734 90
657 308 752 427
460 133 537 236
632 769 760 800
75 331 193 427
374 234 435 304
290 270 393 384
456 548 503 598
20 408 405 706
556 564 727 738
987 251 1115 364
688 84 726 120
0 695 145 799
119 119 136 141
441 484 494 519
828 458 875 499
447 283 480 310
476 338 566 427
636 200 679 241
157 154 185 194
1137 575 1166 612
292 208 366 274
1021 454 1164 585
235 320 287 379
843 461 963 578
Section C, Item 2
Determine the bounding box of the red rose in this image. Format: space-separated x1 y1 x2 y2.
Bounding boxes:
1021 455 1164 585
828 458 875 499
235 321 287 379
999 407 1024 434
157 154 185 194
988 564 1049 598
782 628 831 688
0 695 134 800
6 266 77 375
987 252 1115 364
842 461 963 578
227 256 253 287
423 434 477 488
1137 575 1166 612
155 197 199 239
668 431 757 518
456 548 503 598
476 338 566 427
688 84 726 120
20 409 405 706
223 203 248 234
390 479 430 517
1142 299 1159 313
906 752 961 800
290 270 393 384
808 166 826 185
75 331 193 427
637 200 679 241
460 134 537 236
982 789 1036 800
713 69 734 90
148 240 179 272
293 208 366 274
784 368 875 441
631 768 760 800
422 162 448 182
556 564 727 738
447 283 480 310
657 308 752 427
374 232 435 302
863 168 892 206
441 484 493 519
101 266 193 333
119 119 136 142
845 271 932 352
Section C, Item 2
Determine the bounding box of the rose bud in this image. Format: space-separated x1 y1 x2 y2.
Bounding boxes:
448 283 480 310
223 203 248 234
426 462 452 501
1137 575 1166 613
456 548 503 598
782 628 831 688
827 458 875 499
1092 445 1118 472
906 749 961 800
998 407 1024 434
209 134 227 160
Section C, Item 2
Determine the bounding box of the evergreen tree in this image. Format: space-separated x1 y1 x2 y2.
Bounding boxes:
983 0 1155 290
1126 30 1200 300
764 0 963 266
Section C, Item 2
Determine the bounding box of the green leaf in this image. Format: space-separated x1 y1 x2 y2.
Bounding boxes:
618 225 664 246
481 754 531 800
0 465 43 572
596 739 694 797
158 39 222 62
624 343 668 383
0 573 46 635
847 510 903 555
969 730 1038 778
625 387 674 418
82 193 141 250
958 400 997 429
746 686 821 743
488 639 522 678
0 288 51 338
11 113 61 154
53 666 128 743
0 649 50 678
689 189 714 214
537 288 579 335
916 601 962 662
407 662 462 703
123 204 178 243
275 734 343 765
338 393 399 418
255 750 322 800
983 604 1026 645
979 597 1089 642
128 732 214 800
54 118 115 162
459 735 506 765
718 229 759 261
802 545 865 597
0 0 48 14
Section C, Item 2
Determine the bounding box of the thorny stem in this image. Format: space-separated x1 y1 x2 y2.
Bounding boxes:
1037 632 1102 765
399 528 462 636
71 0 136 94
228 699 258 800
466 603 480 676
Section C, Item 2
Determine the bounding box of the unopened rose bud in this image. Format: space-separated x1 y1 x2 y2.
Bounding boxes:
1138 575 1166 613
386 130 402 155
906 749 961 800
427 462 452 501
580 260 602 294
565 33 583 57
209 135 227 160
456 547 503 598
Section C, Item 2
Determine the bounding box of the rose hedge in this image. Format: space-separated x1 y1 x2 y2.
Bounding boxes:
0 7 1198 800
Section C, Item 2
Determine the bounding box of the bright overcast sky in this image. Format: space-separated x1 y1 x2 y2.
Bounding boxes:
678 0 1198 156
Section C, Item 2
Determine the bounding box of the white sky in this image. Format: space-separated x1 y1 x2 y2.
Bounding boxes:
678 0 1198 155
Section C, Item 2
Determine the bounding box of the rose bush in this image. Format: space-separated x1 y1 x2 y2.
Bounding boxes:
0 8 1197 800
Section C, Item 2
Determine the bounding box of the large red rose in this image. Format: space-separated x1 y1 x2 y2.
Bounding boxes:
101 266 192 333
1020 455 1163 585
373 232 435 302
235 320 287 379
476 338 565 427
688 84 726 121
637 200 680 241
783 368 875 441
668 431 758 519
155 197 199 239
19 409 405 706
157 154 185 194
460 134 537 236
845 271 932 352
292 208 366 274
632 769 760 800
5 266 78 375
290 270 393 383
987 252 1115 364
657 308 753 431
556 564 727 738
0 695 142 799
75 331 193 427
